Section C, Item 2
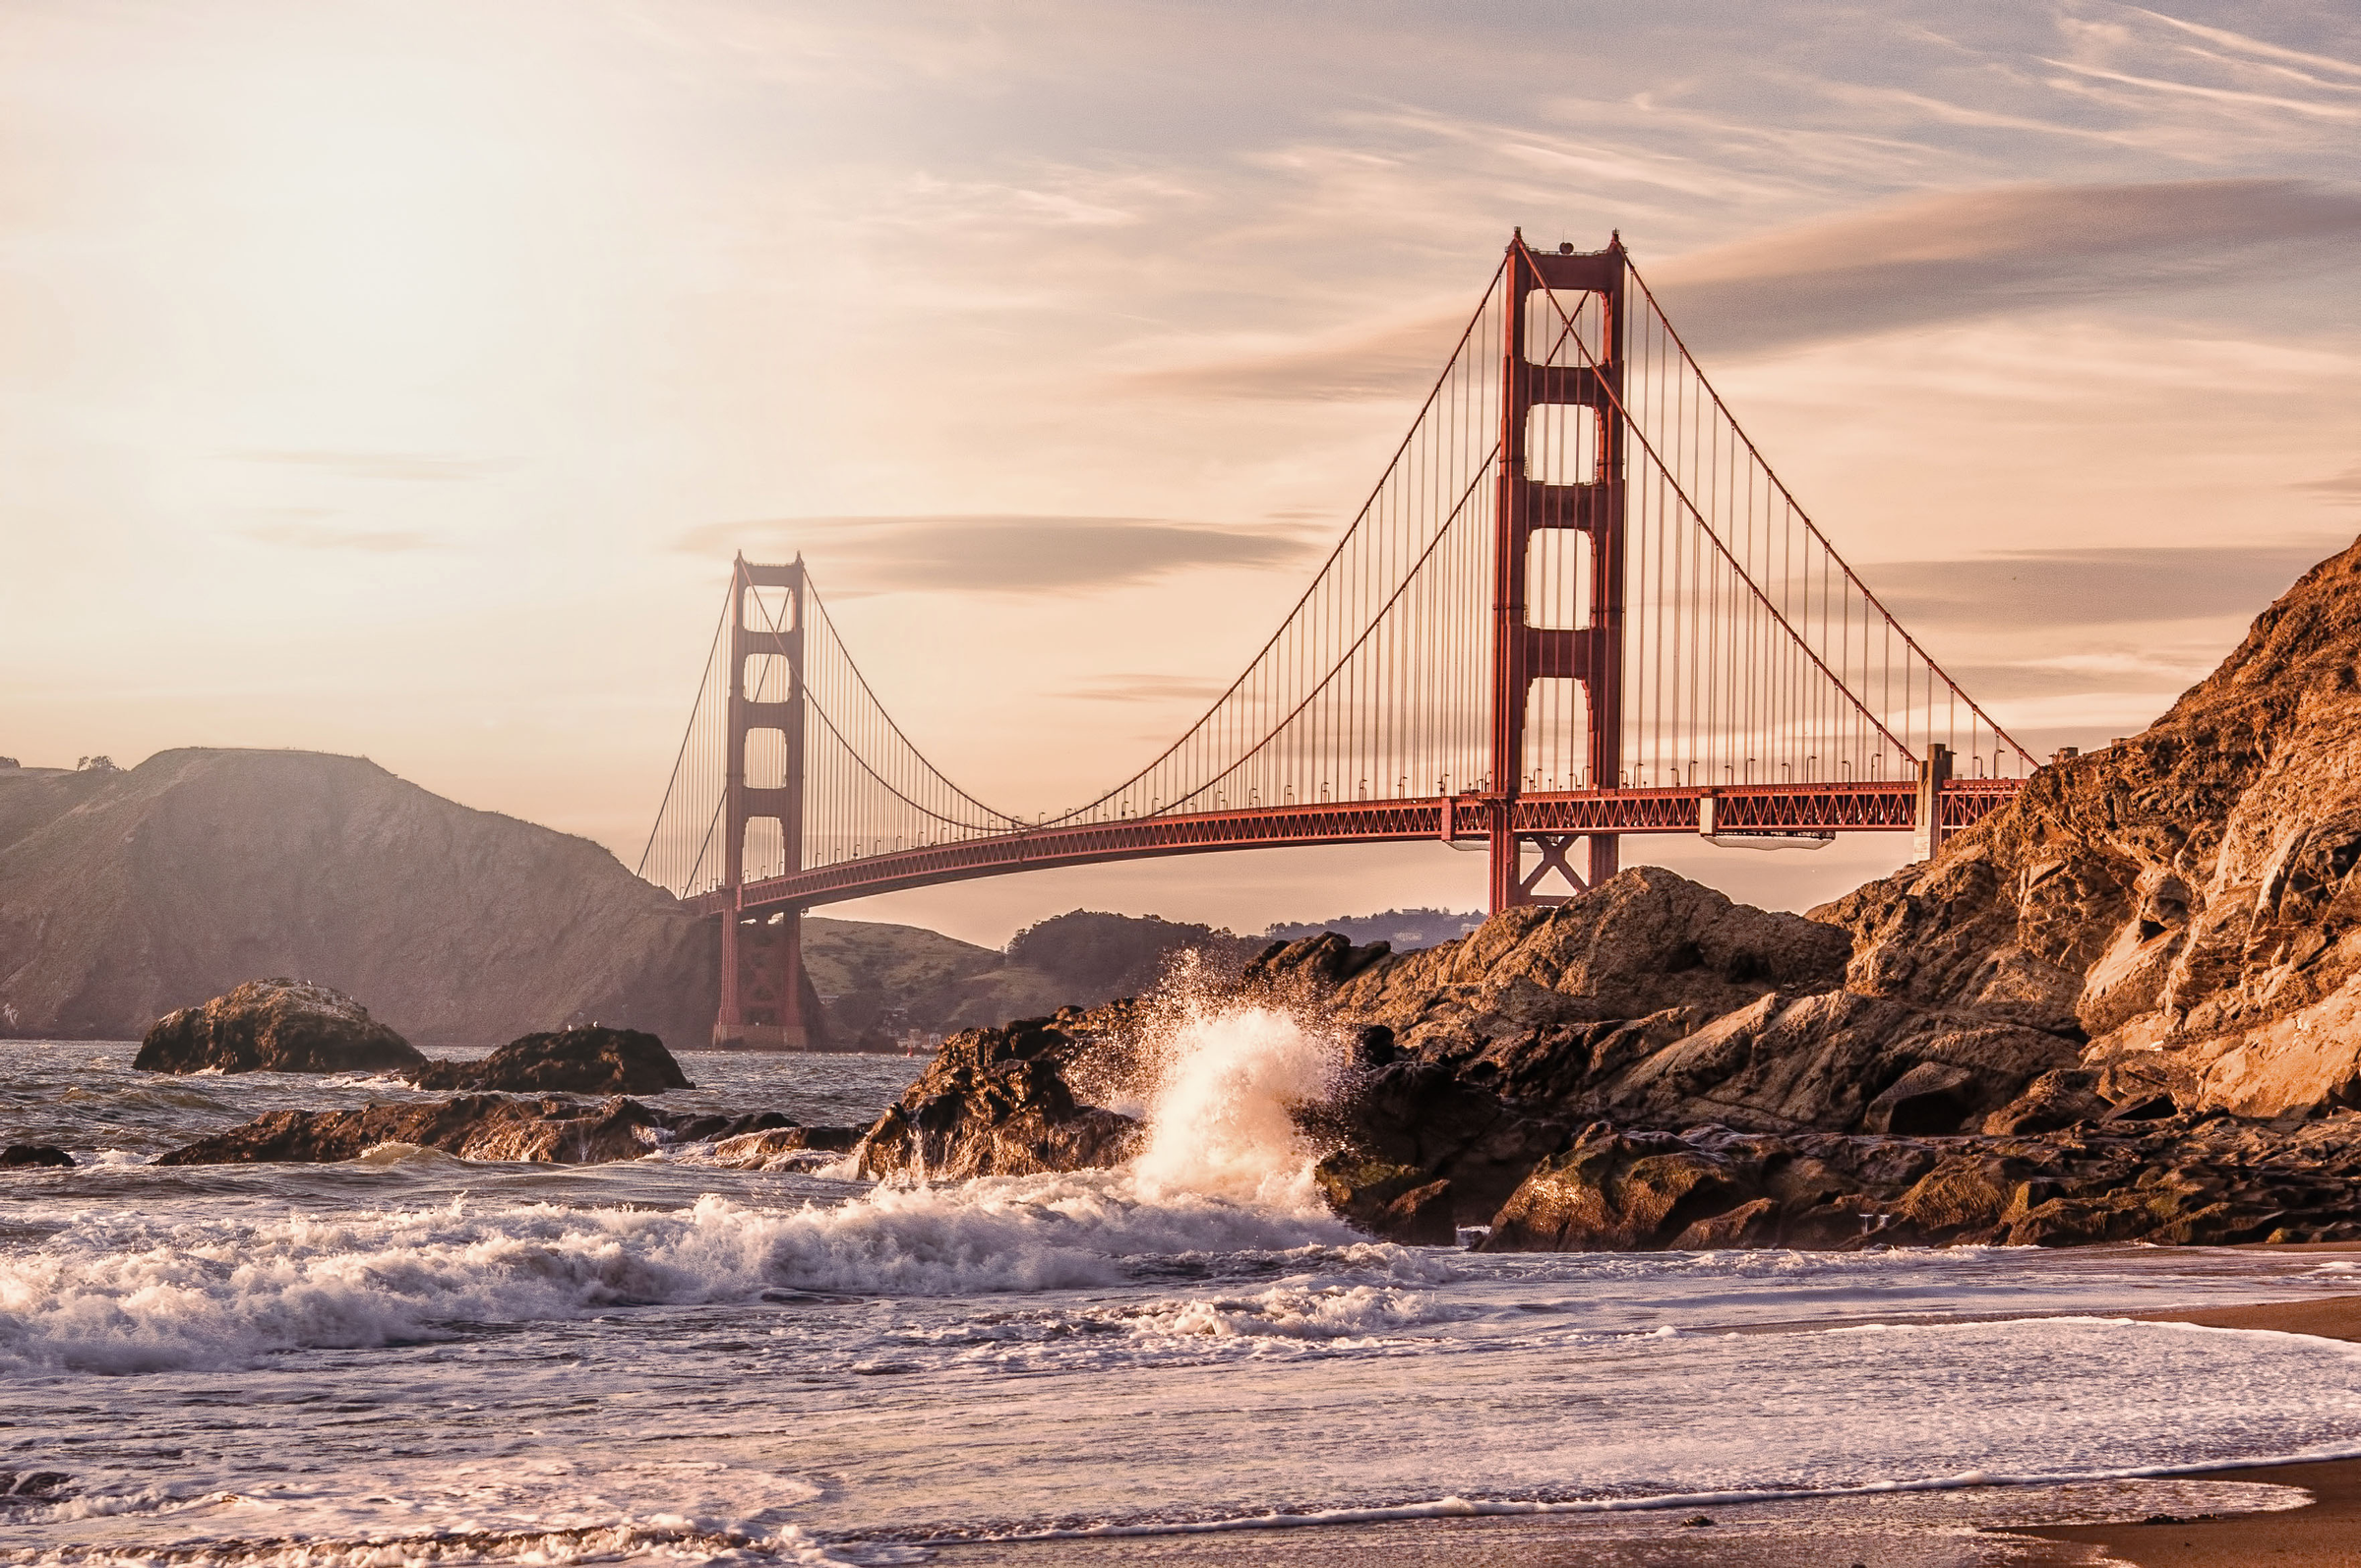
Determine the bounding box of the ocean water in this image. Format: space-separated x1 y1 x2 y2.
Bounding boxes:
7 1005 2361 1568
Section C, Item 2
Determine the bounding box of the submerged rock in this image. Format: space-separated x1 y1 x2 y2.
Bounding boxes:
1 1145 72 1170
409 1026 693 1095
710 1124 862 1170
135 979 426 1076
155 1096 814 1166
0 1471 71 1506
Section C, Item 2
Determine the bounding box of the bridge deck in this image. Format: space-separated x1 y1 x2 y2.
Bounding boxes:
691 778 2023 914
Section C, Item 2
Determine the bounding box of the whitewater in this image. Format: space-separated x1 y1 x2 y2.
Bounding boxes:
8 1004 2361 1567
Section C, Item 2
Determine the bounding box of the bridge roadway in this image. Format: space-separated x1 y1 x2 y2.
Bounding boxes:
688 777 2024 916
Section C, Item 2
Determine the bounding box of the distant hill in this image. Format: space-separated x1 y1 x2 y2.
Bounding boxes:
807 907 1482 1050
805 909 1264 1050
0 749 1476 1050
1263 906 1483 950
800 916 1020 1048
0 750 714 1048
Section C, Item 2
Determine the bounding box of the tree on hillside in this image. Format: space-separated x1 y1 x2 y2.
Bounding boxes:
1005 910 1257 1000
1263 907 1483 949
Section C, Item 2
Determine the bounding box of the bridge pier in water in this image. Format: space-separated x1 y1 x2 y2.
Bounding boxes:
717 908 819 1052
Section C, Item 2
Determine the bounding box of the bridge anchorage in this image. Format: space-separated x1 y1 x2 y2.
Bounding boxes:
640 232 2035 1050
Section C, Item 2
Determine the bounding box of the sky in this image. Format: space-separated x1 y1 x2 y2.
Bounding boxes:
3 0 2357 945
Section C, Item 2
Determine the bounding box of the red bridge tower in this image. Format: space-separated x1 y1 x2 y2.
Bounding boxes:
715 554 821 1050
1489 233 1626 909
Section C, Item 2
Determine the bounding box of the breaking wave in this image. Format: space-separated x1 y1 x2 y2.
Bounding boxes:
0 1178 1375 1372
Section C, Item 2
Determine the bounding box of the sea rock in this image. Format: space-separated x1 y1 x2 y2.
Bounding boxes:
134 979 426 1076
154 1096 808 1166
849 1013 1142 1179
1243 932 1395 991
1331 870 1852 1054
1475 1114 2361 1252
1483 1123 1768 1251
1570 987 2077 1135
1814 534 2361 1119
409 1026 693 1095
1312 1155 1457 1245
1980 1069 2110 1135
1 1145 72 1169
1297 869 2074 1136
1304 1059 1573 1231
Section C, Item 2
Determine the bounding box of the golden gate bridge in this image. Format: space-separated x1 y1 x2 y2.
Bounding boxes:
638 234 2033 1049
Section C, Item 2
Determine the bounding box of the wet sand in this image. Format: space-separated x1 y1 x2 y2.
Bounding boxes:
2023 1292 2361 1568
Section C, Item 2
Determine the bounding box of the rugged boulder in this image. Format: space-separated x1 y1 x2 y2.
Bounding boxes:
1816 534 2361 1119
135 979 426 1075
1295 867 2075 1137
1304 1059 1571 1232
849 1010 1142 1180
409 1026 693 1095
1 1145 72 1170
154 1096 810 1165
1479 1115 2361 1252
1330 871 1851 1051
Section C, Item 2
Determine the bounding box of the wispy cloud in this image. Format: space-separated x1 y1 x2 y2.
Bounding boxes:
229 451 515 482
1649 179 2361 356
675 514 1328 594
1859 541 2344 630
2128 7 2361 85
1120 179 2361 399
2298 464 2361 505
1123 308 1474 402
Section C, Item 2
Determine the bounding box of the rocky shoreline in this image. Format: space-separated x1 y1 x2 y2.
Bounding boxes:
55 538 2361 1252
826 540 2361 1249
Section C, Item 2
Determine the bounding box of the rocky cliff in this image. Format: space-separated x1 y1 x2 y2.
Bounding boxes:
0 749 713 1049
1819 534 2361 1119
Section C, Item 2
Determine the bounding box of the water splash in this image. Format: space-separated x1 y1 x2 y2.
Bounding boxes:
1128 979 1348 1208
